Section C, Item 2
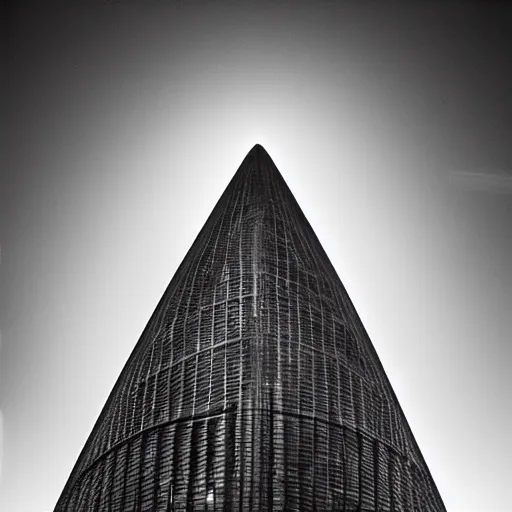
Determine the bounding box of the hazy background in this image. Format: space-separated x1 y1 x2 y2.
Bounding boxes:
2 2 511 511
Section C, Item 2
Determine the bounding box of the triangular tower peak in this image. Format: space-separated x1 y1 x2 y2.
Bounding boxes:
55 146 446 511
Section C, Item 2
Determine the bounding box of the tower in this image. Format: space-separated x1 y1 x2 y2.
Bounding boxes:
55 145 446 511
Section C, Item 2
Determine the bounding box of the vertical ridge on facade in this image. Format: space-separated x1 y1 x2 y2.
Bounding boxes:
55 144 446 511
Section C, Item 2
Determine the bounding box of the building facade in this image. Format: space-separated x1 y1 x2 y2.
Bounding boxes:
55 145 446 511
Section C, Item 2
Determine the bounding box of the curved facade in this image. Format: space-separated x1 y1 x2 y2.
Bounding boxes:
55 145 446 511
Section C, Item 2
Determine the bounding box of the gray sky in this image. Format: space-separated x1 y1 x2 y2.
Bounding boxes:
2 2 511 511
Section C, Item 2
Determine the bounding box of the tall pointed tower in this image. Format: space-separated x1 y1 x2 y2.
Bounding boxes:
55 145 446 511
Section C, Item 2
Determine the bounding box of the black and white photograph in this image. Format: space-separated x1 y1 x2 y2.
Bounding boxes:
2 2 511 511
